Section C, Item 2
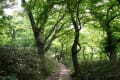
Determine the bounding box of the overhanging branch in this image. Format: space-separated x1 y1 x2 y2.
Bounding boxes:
45 13 65 42
45 23 65 52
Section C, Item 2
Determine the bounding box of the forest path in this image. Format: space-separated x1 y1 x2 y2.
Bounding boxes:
47 63 71 80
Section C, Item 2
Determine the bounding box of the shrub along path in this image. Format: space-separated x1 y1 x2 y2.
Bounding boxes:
47 63 71 80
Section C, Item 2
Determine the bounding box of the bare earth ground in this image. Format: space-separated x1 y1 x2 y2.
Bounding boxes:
47 63 71 80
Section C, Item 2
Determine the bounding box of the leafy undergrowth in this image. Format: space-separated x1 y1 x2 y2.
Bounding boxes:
72 60 120 80
0 46 55 80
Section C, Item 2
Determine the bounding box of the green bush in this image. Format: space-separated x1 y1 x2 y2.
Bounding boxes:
0 46 55 80
77 61 120 80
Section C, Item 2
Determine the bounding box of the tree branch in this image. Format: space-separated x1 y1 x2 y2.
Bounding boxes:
71 14 78 30
105 4 114 25
22 0 36 32
45 23 65 52
76 0 81 30
44 34 56 52
36 2 53 28
45 13 65 42
55 22 65 33
106 14 119 25
56 29 72 38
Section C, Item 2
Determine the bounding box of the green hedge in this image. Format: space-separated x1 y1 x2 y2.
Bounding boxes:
0 46 55 80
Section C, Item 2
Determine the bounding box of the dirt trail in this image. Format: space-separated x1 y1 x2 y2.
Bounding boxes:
47 63 71 80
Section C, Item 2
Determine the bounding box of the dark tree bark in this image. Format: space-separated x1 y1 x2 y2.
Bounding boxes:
92 4 118 62
104 5 118 62
70 14 81 73
105 28 117 62
70 15 84 80
66 1 83 78
71 28 80 73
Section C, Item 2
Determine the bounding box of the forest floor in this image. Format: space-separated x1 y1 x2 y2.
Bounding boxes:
47 63 71 80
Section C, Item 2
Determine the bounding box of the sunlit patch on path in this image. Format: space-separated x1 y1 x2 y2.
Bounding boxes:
47 63 71 80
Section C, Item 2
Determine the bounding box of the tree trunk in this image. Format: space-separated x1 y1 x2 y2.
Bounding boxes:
12 29 16 40
71 28 84 80
37 40 45 55
71 29 80 73
106 30 117 62
82 47 87 62
72 51 79 72
109 51 117 62
34 31 49 77
90 47 94 61
60 42 64 59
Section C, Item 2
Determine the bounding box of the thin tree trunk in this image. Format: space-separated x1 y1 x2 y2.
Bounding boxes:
82 47 87 62
90 47 94 61
60 42 64 59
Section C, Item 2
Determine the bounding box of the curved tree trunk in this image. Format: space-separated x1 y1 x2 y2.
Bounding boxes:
71 17 84 79
71 15 81 73
71 31 80 72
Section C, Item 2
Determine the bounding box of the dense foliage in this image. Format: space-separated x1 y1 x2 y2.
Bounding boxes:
0 46 55 80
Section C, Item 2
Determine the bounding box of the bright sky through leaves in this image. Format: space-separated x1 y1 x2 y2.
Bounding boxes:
4 0 23 16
